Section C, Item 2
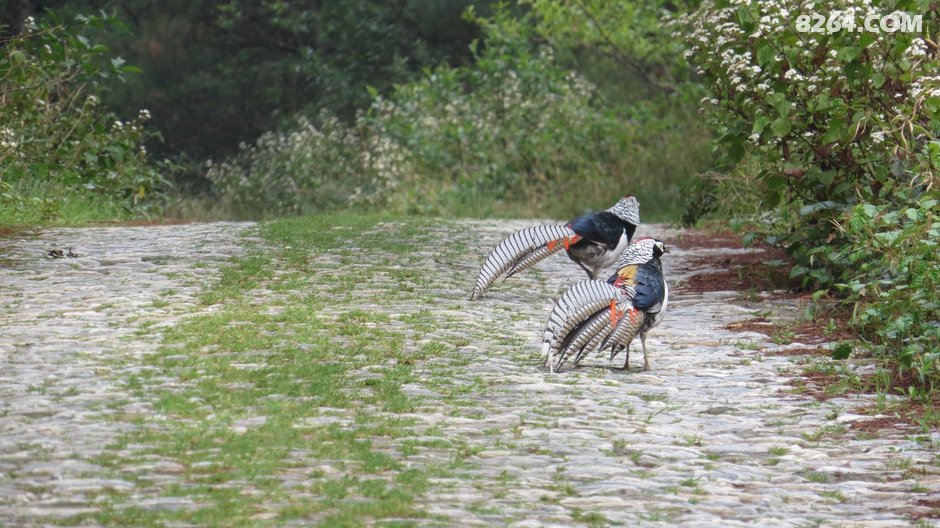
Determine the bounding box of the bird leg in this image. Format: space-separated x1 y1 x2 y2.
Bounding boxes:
641 332 650 371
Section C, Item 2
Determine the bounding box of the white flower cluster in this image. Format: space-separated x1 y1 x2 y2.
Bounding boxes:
0 127 18 149
909 75 940 99
207 45 611 213
679 4 772 100
679 0 937 150
904 38 930 60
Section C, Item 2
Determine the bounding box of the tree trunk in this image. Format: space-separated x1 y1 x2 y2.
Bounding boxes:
3 0 32 39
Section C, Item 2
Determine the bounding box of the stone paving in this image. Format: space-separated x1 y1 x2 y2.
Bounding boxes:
412 221 940 527
0 223 252 524
0 220 937 527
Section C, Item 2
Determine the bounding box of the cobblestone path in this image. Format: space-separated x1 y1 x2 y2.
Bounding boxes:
1 221 937 527
0 223 252 523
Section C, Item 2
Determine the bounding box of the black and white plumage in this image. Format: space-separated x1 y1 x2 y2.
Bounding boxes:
540 238 669 373
469 196 640 300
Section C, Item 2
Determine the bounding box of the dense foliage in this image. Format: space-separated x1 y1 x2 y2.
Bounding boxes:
839 195 939 388
0 12 166 224
682 0 939 386
526 0 700 93
47 0 496 162
206 8 711 219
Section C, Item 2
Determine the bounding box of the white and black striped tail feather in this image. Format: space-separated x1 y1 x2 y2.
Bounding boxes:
470 224 577 300
572 306 629 366
505 244 557 279
541 280 623 371
607 287 663 362
555 309 613 371
544 280 622 340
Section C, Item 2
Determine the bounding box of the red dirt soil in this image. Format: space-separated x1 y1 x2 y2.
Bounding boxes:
725 316 856 345
672 230 743 250
673 229 802 296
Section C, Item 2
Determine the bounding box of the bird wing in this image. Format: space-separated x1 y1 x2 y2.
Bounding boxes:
602 260 663 361
470 224 580 300
568 212 625 249
630 261 666 314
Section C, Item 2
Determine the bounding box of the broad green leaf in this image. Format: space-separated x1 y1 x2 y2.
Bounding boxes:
821 119 846 144
764 172 787 191
757 45 776 67
831 342 852 360
771 118 791 137
838 47 861 62
752 116 771 133
762 189 781 208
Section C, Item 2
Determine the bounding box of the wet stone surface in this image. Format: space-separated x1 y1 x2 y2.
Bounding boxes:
0 220 938 527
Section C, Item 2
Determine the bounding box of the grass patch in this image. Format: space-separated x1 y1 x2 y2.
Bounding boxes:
64 214 491 526
0 182 136 228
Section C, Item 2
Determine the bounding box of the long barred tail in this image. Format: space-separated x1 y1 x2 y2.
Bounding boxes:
554 309 613 372
540 280 623 371
470 224 579 300
505 244 558 279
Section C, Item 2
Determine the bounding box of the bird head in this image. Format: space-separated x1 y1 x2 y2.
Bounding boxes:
608 196 640 227
616 237 668 268
653 240 669 257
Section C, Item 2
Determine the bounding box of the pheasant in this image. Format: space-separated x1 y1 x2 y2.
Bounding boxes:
469 196 640 300
540 238 668 373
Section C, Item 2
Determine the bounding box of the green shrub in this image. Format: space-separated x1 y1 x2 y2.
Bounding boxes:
0 13 168 225
204 113 375 217
681 0 938 285
837 192 939 387
681 0 939 387
207 7 712 219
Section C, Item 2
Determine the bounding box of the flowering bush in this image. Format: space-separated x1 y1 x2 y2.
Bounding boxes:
208 8 712 218
205 113 375 216
681 0 939 385
363 11 633 215
682 0 937 281
0 14 168 222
